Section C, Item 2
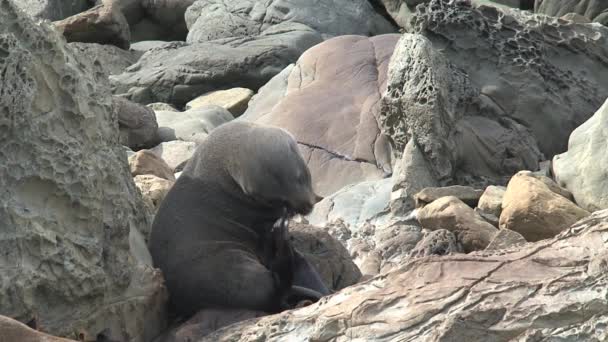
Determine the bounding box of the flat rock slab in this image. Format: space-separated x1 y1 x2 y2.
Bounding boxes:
206 209 608 341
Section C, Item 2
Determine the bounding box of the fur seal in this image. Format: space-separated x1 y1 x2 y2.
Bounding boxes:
149 121 329 317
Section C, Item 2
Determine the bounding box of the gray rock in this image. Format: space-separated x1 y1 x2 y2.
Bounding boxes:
535 0 608 25
147 102 179 112
129 40 172 52
53 3 131 50
149 141 196 170
0 2 166 339
478 185 507 218
185 0 396 44
13 0 91 21
415 185 484 208
485 228 527 250
381 1 608 189
111 24 323 107
239 34 400 196
206 210 608 341
554 98 608 212
155 105 233 143
68 42 140 76
390 136 438 215
409 229 463 258
114 96 159 149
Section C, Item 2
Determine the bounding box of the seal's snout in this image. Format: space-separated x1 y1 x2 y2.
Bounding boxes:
293 200 314 216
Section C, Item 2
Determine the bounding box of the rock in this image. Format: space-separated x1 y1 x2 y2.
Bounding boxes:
485 229 527 251
475 207 500 227
68 43 140 77
111 25 323 107
535 0 608 25
308 178 392 229
13 0 91 21
373 222 423 273
185 88 254 117
185 0 396 45
53 3 131 50
206 209 608 341
134 175 174 220
409 229 463 258
129 150 175 181
0 315 77 342
477 185 507 217
240 34 401 196
289 223 362 291
114 96 159 149
417 196 498 252
96 0 144 26
141 0 197 41
554 97 608 212
149 141 196 171
499 171 590 241
561 12 592 23
0 2 166 339
155 105 233 143
390 137 438 215
415 185 484 208
147 102 179 112
129 40 172 53
381 1 608 188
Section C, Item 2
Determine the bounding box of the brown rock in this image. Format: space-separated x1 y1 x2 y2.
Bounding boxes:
409 229 463 258
415 185 484 208
485 229 527 250
499 171 590 242
0 316 77 342
477 185 506 217
134 174 174 215
129 150 175 181
417 196 498 252
53 3 131 49
206 210 608 341
185 87 254 117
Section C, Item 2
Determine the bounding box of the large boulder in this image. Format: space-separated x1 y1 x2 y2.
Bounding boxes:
110 25 323 107
240 34 401 196
500 171 590 241
206 209 608 341
68 42 141 76
381 1 608 191
0 1 166 340
184 0 396 44
553 97 608 212
53 3 131 50
535 0 608 25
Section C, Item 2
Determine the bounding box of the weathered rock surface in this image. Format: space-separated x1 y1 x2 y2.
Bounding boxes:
535 0 608 25
381 1 608 189
485 228 527 250
129 150 175 181
415 185 483 208
417 196 498 252
114 96 159 149
240 34 400 196
13 0 91 21
155 105 233 143
500 171 590 241
149 141 196 170
0 1 166 340
185 88 254 117
409 229 463 258
111 26 323 107
53 3 131 49
554 97 608 212
185 0 396 45
68 42 140 76
207 209 608 341
478 185 507 217
0 315 77 342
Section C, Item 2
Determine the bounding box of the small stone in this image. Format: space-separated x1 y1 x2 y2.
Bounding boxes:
415 185 484 208
128 150 175 181
185 88 255 117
